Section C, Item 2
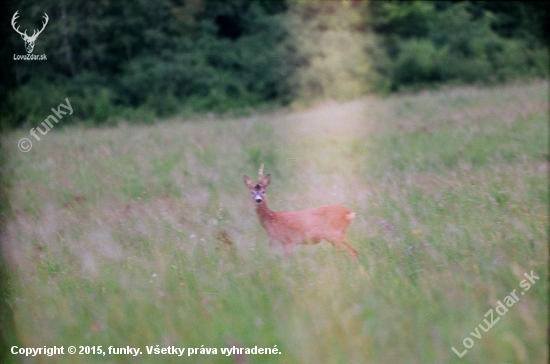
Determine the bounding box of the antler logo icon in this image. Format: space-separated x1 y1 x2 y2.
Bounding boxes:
11 11 49 54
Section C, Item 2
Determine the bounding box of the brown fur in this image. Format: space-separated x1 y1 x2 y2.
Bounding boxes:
244 172 358 258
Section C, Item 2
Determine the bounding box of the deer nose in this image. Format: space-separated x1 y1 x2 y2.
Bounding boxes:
255 198 262 204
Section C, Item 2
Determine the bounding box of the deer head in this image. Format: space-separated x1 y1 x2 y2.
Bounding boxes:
12 11 49 54
244 164 270 205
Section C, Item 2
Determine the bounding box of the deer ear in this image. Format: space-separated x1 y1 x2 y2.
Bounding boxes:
262 174 270 188
244 175 253 188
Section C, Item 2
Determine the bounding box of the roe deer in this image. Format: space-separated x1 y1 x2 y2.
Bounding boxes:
244 165 358 258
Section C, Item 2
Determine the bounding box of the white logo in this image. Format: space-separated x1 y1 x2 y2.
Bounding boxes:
11 10 49 54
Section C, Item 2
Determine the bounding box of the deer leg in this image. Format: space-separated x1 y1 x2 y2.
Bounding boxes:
328 241 346 252
329 239 359 260
326 232 358 257
342 240 358 258
282 243 293 258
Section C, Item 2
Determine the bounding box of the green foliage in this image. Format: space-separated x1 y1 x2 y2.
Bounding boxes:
391 39 441 86
1 0 547 127
371 1 549 90
370 0 434 40
2 0 292 127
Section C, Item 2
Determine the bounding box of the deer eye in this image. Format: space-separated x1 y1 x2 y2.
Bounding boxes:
261 191 265 194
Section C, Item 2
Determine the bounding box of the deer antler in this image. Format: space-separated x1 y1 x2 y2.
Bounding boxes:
11 11 48 40
11 11 28 37
33 13 49 38
258 164 264 182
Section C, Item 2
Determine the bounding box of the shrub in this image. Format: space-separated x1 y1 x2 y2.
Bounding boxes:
391 39 441 87
2 80 68 129
376 1 549 89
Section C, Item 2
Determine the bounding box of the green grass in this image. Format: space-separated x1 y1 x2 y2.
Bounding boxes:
1 81 548 363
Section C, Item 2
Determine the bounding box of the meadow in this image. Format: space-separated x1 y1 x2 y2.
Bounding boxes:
1 80 548 363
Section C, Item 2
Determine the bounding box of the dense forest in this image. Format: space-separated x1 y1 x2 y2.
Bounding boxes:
1 0 548 128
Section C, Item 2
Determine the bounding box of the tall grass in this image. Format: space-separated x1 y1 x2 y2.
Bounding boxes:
1 81 547 363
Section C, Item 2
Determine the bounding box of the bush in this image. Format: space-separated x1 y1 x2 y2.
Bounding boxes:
375 1 549 90
2 80 67 129
1 0 547 129
526 47 550 77
391 39 441 87
144 92 180 117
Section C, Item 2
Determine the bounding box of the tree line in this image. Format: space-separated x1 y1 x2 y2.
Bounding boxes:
1 0 547 128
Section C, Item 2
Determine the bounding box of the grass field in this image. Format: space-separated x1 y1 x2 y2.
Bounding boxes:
1 80 548 363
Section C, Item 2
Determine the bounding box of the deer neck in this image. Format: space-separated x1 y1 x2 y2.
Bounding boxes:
256 198 275 227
